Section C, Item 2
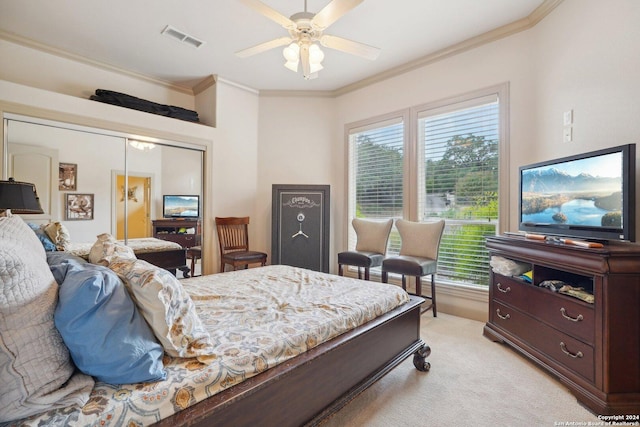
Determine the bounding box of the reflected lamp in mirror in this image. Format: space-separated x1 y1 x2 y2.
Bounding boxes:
129 140 156 151
0 177 44 214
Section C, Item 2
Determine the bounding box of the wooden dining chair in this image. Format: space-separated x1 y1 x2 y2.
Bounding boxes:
215 216 267 273
186 245 201 277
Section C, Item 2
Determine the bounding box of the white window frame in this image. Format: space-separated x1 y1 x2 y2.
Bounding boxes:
344 83 510 288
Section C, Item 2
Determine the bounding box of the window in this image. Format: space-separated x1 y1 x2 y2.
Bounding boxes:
347 113 407 254
417 95 500 286
345 85 508 287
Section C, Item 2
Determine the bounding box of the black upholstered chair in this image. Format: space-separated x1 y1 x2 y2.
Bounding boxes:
338 218 393 281
382 219 445 316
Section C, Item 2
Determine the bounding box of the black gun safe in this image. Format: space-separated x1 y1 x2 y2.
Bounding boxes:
271 184 330 272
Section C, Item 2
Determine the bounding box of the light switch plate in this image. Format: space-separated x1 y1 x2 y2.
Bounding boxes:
563 127 573 142
563 110 573 126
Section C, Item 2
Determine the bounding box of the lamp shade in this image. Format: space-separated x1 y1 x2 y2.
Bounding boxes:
0 178 44 214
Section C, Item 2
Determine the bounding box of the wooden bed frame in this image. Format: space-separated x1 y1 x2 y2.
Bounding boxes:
136 248 191 278
156 295 430 427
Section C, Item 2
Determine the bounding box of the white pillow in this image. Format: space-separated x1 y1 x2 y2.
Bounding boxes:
89 233 135 265
108 256 216 362
0 214 94 422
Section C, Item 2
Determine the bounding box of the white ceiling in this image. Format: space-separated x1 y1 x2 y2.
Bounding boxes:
0 0 548 93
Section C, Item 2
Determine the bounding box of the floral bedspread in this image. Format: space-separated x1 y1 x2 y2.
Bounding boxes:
66 238 182 258
7 265 409 426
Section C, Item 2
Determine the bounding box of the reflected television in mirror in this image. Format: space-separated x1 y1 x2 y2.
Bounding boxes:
519 144 636 242
162 195 200 218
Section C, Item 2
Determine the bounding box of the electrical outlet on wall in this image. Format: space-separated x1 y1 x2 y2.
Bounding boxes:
563 127 573 143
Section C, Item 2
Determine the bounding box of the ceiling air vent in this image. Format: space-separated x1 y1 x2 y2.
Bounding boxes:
161 25 205 49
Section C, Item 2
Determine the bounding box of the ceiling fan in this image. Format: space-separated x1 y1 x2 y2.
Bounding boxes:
236 0 380 80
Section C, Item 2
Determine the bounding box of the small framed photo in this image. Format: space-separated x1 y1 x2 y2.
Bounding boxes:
65 193 94 220
59 163 77 191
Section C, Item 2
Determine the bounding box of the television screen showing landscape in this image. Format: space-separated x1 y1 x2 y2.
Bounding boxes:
521 151 623 228
164 195 199 217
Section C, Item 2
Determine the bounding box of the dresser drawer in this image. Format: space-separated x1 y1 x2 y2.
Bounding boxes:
492 274 531 309
491 301 595 382
157 233 197 248
529 294 594 344
492 275 594 344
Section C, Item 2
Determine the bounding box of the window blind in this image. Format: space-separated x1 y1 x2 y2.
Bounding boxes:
418 97 499 285
348 119 404 254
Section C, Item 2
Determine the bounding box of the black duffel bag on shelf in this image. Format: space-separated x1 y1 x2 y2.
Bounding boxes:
90 89 199 122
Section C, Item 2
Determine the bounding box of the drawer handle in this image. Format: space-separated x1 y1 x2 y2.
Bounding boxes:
560 342 583 359
560 307 584 322
496 283 511 293
496 309 510 320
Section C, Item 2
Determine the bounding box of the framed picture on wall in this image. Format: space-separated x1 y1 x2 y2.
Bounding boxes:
59 162 77 191
65 193 94 220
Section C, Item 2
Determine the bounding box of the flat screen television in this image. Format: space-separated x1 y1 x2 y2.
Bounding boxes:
162 195 200 218
519 144 636 242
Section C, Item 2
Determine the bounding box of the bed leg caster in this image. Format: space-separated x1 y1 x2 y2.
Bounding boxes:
413 344 431 372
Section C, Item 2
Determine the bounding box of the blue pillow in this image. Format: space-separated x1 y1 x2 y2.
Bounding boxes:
50 254 166 384
27 222 57 251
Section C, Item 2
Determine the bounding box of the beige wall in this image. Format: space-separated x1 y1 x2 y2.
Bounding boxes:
256 95 337 259
2 0 639 319
256 0 640 320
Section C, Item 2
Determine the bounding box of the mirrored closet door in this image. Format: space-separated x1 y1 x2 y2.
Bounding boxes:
3 114 205 263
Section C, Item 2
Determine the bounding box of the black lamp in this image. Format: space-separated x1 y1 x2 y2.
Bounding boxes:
0 177 44 214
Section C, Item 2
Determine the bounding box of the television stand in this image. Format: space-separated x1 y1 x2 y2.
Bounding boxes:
483 235 640 415
152 218 201 249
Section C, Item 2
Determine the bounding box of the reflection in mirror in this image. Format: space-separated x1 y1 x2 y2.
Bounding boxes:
124 142 203 234
6 118 125 241
5 115 205 276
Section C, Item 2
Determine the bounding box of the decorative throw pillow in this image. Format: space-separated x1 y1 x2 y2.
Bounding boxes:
108 256 216 361
43 221 71 251
88 233 135 266
49 252 166 385
27 222 57 251
0 214 94 423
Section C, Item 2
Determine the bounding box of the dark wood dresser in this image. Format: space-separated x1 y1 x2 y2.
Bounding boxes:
483 235 640 415
152 218 201 248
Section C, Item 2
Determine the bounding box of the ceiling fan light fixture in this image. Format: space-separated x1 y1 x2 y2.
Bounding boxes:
308 43 324 63
284 60 299 72
238 0 380 80
309 61 323 74
283 42 300 62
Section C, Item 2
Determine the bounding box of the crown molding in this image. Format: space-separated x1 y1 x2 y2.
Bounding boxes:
259 89 335 98
258 0 562 98
1 0 563 99
214 76 260 95
0 29 195 96
192 74 217 95
332 0 564 97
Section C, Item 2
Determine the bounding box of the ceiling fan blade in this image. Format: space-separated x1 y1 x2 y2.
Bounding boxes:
235 37 292 58
320 35 380 60
312 0 364 29
239 0 295 28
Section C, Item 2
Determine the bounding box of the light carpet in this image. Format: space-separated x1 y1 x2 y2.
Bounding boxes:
321 313 601 426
